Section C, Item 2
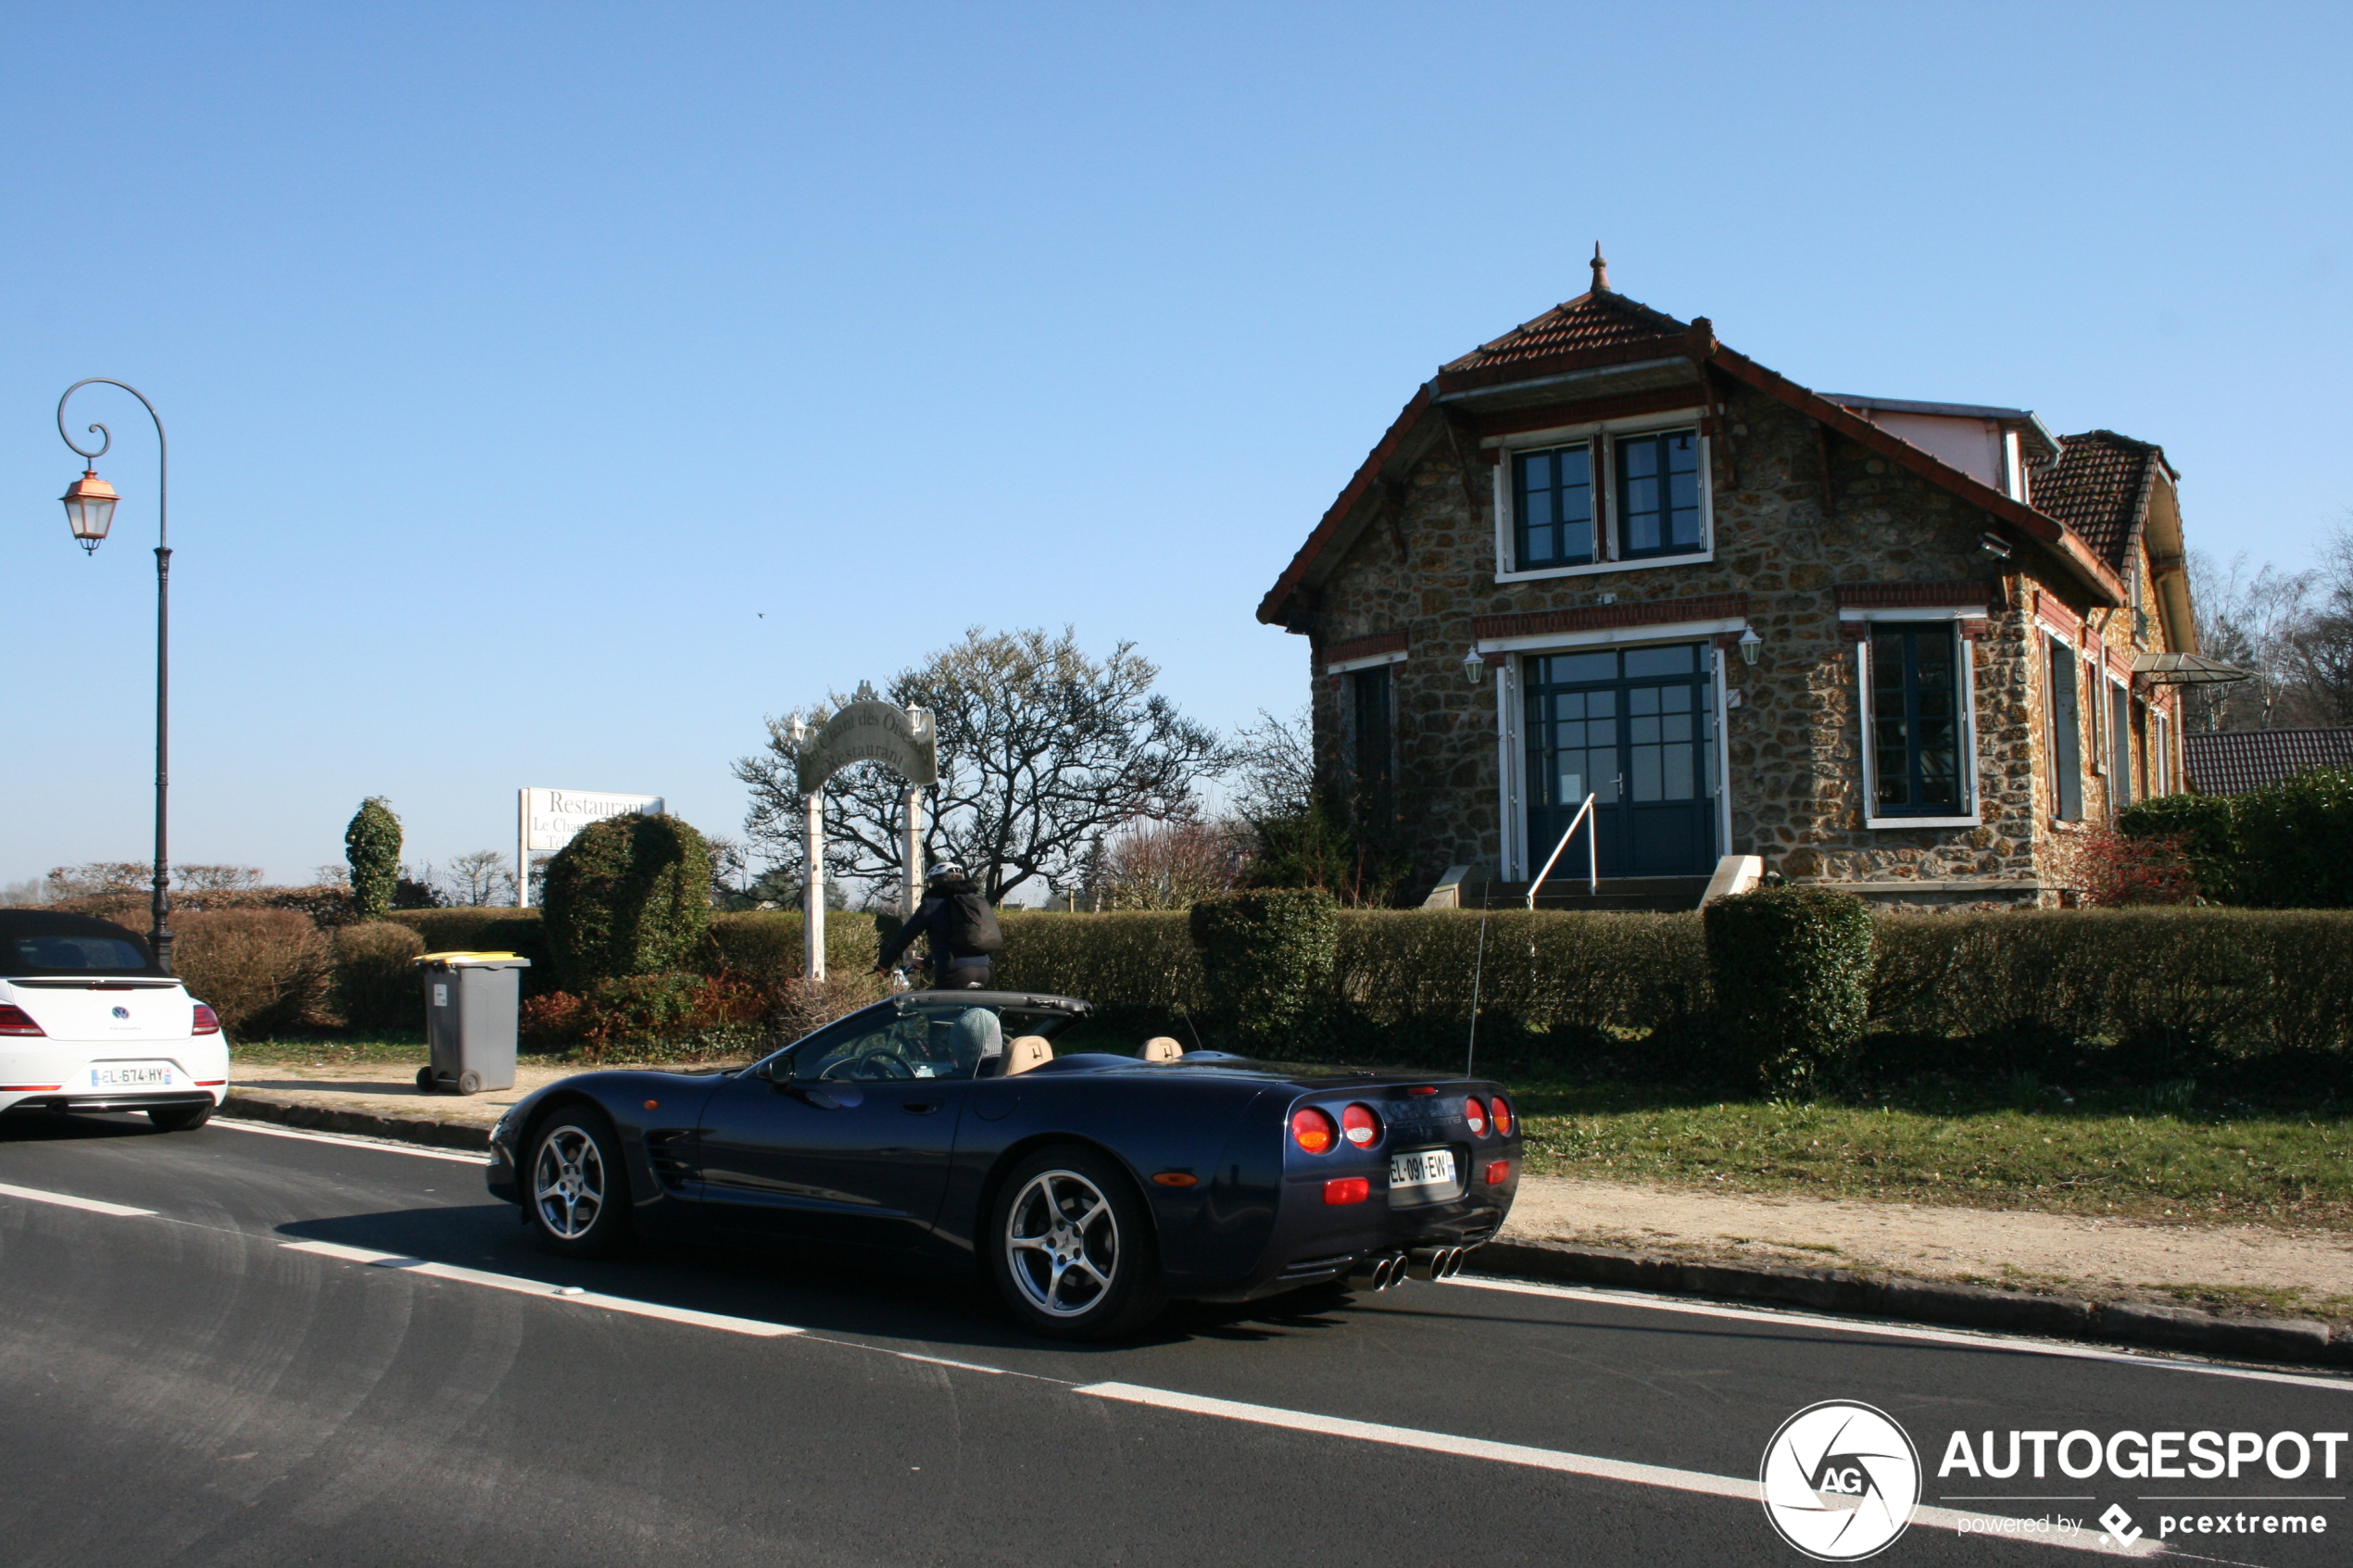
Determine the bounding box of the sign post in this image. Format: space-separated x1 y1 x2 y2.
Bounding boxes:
516 789 665 908
793 690 937 981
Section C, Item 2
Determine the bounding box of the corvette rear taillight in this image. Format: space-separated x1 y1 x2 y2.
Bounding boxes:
1463 1097 1488 1136
1484 1160 1512 1186
192 1004 221 1035
1491 1096 1513 1136
0 1006 45 1037
1323 1177 1370 1205
1341 1103 1381 1148
1290 1107 1337 1154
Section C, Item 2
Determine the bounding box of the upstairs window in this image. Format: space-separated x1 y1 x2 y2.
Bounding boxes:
1616 429 1703 558
1513 444 1594 569
2110 684 2134 811
1869 622 1966 816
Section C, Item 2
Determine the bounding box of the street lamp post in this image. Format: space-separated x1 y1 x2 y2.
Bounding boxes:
55 380 174 972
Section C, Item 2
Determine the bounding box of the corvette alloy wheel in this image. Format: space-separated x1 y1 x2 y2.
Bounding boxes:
534 1123 608 1241
1003 1169 1122 1318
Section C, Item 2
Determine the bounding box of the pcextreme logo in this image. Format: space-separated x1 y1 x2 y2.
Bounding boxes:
1760 1400 1923 1562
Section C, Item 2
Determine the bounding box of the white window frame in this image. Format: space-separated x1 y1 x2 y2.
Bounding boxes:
1847 608 1982 830
1487 616 1741 879
1487 409 1715 584
2034 617 2088 822
2150 704 2171 797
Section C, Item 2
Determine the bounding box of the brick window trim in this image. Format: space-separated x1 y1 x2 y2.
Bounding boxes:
1833 581 1997 610
1319 630 1409 670
1471 593 1748 643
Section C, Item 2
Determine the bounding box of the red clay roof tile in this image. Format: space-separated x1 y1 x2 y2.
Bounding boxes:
2031 431 2166 571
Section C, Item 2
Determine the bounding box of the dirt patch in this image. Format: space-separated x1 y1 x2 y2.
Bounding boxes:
1504 1173 2353 1321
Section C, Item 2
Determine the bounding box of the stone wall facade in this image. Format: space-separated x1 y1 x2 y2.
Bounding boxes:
1297 381 2183 907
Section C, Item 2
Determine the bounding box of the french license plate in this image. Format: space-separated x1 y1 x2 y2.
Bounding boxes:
89 1063 175 1089
1389 1148 1455 1189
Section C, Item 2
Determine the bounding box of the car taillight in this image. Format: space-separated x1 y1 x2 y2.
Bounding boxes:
192 1004 221 1036
1484 1160 1512 1186
1341 1103 1381 1148
1290 1106 1337 1154
1463 1097 1488 1136
1323 1177 1370 1205
0 1006 45 1037
1491 1096 1513 1137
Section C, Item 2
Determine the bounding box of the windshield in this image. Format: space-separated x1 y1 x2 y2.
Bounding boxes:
786 1000 1079 1083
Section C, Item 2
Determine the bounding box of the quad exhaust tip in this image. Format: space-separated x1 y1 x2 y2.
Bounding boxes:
1349 1245 1478 1292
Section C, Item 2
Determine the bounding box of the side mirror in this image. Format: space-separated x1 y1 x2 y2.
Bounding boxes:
756 1054 797 1087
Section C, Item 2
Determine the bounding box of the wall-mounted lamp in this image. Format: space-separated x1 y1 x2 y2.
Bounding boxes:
1462 646 1485 684
1738 627 1763 666
1980 530 2013 560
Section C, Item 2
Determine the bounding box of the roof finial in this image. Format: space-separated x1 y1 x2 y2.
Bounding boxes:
1590 242 1609 294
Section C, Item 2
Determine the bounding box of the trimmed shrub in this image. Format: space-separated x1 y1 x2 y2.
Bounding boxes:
1189 888 1339 1050
539 815 715 988
703 910 883 987
172 909 332 1037
2071 830 2199 907
522 971 774 1061
332 921 425 1031
765 971 891 1041
2235 769 2353 909
992 911 1207 1010
1705 887 1874 1090
345 797 402 922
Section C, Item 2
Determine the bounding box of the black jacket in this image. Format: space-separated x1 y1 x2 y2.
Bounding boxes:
876 879 990 971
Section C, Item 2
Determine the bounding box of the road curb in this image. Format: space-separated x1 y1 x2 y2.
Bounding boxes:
221 1091 492 1152
1475 1238 2353 1371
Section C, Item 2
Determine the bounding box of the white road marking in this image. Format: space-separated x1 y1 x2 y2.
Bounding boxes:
1457 1275 2353 1395
1074 1382 2160 1557
277 1239 800 1336
214 1116 491 1165
0 1180 156 1217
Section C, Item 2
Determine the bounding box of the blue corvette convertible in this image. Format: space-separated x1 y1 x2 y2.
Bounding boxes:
485 989 1521 1338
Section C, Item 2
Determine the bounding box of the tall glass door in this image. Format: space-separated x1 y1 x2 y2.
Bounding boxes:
1525 644 1717 878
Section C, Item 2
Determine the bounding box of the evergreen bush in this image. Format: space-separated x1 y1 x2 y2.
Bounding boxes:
1189 888 1339 1050
539 815 715 988
331 921 425 1030
344 797 402 922
2233 768 2353 909
2119 792 2242 902
1704 886 1875 1090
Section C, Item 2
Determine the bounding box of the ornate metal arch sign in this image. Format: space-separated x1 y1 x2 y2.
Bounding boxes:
796 695 937 795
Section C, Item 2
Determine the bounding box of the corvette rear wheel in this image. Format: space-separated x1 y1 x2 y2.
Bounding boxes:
987 1146 1164 1340
529 1110 630 1257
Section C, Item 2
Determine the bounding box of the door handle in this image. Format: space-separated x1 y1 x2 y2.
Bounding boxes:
902 1101 941 1115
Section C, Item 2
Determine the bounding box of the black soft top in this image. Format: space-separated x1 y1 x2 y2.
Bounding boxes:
0 910 167 977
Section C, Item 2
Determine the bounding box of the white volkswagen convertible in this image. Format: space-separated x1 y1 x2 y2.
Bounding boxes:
0 912 226 1131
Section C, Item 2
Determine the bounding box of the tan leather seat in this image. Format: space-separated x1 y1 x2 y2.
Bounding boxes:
1140 1036 1183 1063
1003 1035 1052 1076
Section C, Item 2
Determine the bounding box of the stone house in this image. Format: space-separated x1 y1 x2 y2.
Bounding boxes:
1256 253 2218 908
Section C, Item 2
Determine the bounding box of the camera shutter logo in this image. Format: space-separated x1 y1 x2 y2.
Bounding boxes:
1759 1400 1921 1561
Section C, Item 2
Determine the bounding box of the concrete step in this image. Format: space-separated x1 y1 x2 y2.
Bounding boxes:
1475 876 1710 913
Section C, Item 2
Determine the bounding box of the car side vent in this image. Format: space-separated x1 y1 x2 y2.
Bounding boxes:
643 1129 699 1191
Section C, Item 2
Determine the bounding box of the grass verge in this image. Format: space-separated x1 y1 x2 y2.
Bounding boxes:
1511 1081 2353 1226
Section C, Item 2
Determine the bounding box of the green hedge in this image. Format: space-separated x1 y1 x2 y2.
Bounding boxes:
2121 772 2353 908
1190 889 1340 1050
1705 887 1875 1089
540 815 715 988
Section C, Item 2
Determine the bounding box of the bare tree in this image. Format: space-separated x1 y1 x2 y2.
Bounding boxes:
2278 520 2353 724
45 862 153 897
175 864 264 892
1090 819 1250 909
437 850 517 907
1228 706 1316 822
2185 551 2315 731
735 626 1227 905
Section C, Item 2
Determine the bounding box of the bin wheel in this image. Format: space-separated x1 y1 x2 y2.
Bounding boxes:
415 1066 437 1094
458 1071 482 1096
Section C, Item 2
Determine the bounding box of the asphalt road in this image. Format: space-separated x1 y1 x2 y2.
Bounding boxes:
3 1113 2348 1568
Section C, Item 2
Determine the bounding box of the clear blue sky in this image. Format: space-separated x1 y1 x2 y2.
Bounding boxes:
3 2 2347 889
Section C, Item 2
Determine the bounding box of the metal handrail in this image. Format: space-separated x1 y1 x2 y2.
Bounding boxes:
1527 794 1598 909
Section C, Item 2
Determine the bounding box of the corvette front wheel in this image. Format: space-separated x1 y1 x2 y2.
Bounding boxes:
986 1146 1164 1340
